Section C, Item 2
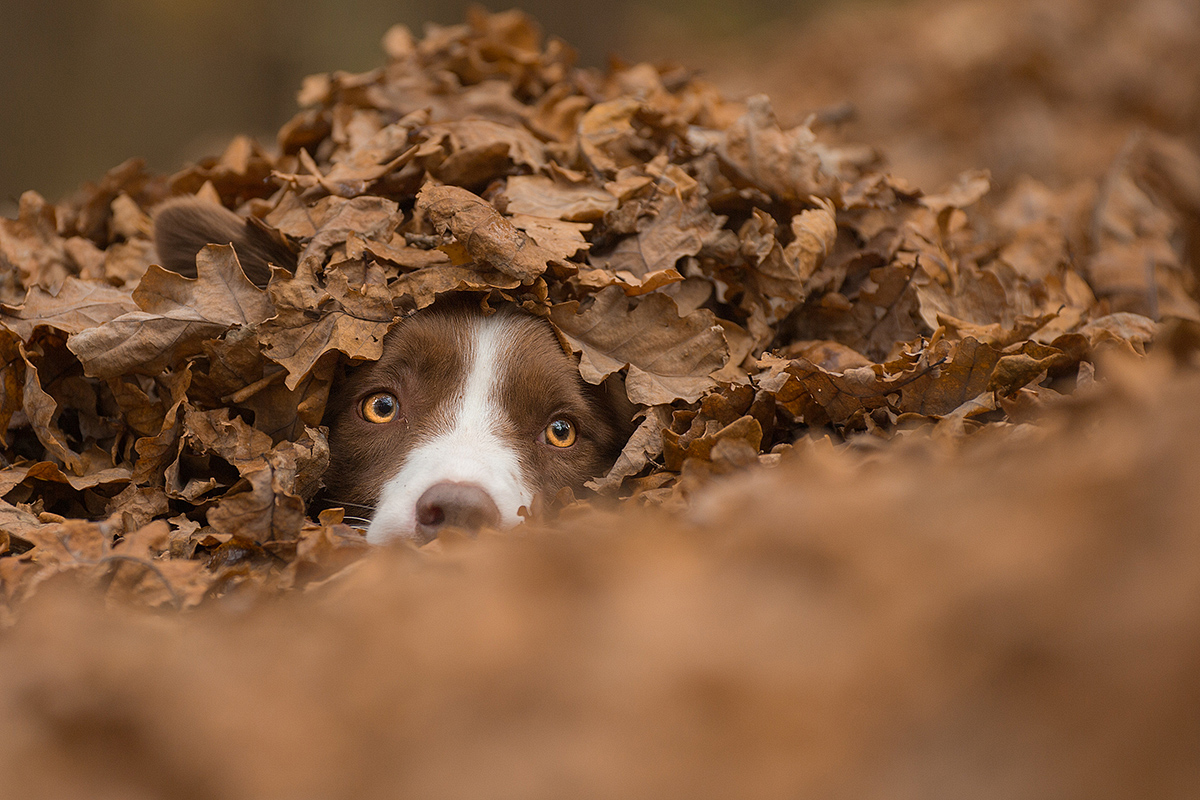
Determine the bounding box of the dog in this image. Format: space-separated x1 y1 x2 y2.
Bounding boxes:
153 198 632 544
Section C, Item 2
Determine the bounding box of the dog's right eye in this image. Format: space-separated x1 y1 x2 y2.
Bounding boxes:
361 392 399 424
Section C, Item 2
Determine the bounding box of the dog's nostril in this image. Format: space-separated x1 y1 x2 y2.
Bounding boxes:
413 482 501 543
417 503 445 528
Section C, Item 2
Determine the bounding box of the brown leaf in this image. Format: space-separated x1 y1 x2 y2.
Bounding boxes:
19 344 84 474
590 192 723 278
68 246 274 379
130 366 192 486
0 330 23 445
390 264 523 311
579 98 642 175
502 175 618 222
550 286 729 404
757 353 909 426
715 95 838 203
919 170 991 215
292 196 402 273
898 337 1002 417
664 415 763 472
0 192 70 294
586 405 673 493
509 214 591 261
260 268 393 390
422 120 546 186
418 184 564 281
205 437 317 543
0 277 139 341
738 200 837 322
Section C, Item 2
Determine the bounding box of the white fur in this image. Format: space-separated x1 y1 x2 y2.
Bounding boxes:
365 315 532 543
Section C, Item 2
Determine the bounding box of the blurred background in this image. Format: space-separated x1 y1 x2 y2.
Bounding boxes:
0 0 842 207
2 0 1197 209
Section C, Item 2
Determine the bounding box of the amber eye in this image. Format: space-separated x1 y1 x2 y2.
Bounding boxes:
544 418 577 448
361 392 399 424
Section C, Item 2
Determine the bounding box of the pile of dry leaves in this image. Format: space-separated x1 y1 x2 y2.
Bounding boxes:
1 8 1199 620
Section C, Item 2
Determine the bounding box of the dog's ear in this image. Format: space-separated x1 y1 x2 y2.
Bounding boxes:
585 372 640 462
152 197 295 287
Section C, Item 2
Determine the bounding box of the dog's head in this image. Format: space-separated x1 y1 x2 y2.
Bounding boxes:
322 302 631 544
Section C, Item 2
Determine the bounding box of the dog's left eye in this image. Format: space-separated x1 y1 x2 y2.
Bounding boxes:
543 419 577 448
361 392 399 424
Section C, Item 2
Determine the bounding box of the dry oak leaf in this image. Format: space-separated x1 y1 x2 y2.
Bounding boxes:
502 174 618 222
988 341 1076 396
0 332 23 446
756 353 911 427
664 414 763 472
0 191 70 294
260 268 393 390
130 366 192 487
715 95 839 203
509 214 592 261
419 184 565 281
550 286 729 405
68 245 274 379
292 195 403 273
391 265 523 311
590 192 724 279
739 201 837 319
19 345 85 474
293 123 417 197
578 97 643 176
586 405 674 493
897 337 1003 417
919 170 991 215
848 260 926 361
575 267 684 297
0 277 139 341
206 434 324 543
0 459 131 495
421 119 547 186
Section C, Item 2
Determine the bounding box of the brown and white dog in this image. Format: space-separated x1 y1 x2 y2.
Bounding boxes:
154 199 632 545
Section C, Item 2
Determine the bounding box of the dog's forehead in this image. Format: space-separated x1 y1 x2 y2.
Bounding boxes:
495 315 584 398
341 306 576 393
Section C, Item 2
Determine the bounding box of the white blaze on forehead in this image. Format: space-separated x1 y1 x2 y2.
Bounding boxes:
365 314 533 544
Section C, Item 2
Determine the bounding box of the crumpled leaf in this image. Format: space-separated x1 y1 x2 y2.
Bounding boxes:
586 405 673 493
502 174 617 221
590 191 724 278
713 95 840 203
260 266 394 389
0 192 71 296
0 277 139 340
550 286 729 404
68 246 273 379
419 184 566 281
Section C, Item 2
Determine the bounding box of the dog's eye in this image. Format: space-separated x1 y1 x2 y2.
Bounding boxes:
543 419 577 448
361 392 399 424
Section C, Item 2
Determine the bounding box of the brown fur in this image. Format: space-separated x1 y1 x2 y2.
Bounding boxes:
152 197 295 286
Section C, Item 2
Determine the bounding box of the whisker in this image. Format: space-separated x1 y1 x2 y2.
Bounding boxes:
340 516 373 527
319 498 377 514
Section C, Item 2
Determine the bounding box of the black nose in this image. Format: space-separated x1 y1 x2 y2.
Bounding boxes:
414 482 501 543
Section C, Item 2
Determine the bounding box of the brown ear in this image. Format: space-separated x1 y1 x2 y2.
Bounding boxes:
585 372 640 463
152 197 296 287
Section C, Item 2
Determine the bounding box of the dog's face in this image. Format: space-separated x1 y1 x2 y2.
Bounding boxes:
322 303 629 544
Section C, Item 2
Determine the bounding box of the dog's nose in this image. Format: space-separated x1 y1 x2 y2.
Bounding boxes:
413 482 501 543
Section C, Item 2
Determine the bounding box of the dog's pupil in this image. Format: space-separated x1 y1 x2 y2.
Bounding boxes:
551 421 569 439
374 396 394 416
